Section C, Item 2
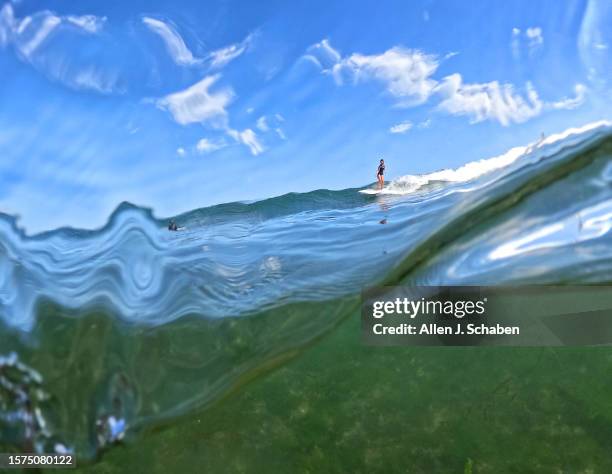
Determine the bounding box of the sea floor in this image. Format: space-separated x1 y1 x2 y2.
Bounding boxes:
55 310 612 473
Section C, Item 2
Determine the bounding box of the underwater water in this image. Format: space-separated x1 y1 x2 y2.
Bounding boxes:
1 121 612 469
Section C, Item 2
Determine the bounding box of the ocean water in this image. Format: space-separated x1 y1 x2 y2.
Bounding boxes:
1 121 612 467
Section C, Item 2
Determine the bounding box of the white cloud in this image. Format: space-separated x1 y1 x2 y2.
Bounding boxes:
176 147 186 156
549 83 587 110
0 4 115 93
1 5 106 55
302 39 586 127
417 119 432 129
525 27 543 49
303 39 341 70
436 78 586 125
209 44 242 68
511 26 543 58
305 40 439 106
435 74 543 126
227 128 264 155
72 67 120 94
389 121 413 134
275 128 287 140
511 28 521 59
254 114 286 141
208 32 254 69
142 17 254 69
66 14 106 33
155 74 233 126
196 138 225 154
0 5 13 46
155 75 268 156
18 14 60 57
256 116 269 132
142 16 200 66
334 47 439 106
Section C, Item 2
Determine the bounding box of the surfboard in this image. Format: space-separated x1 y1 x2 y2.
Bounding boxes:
359 188 386 195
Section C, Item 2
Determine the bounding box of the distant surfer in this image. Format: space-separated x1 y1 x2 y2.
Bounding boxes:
376 159 385 190
526 133 546 154
168 220 178 231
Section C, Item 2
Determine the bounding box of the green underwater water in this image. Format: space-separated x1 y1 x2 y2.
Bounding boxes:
51 310 612 474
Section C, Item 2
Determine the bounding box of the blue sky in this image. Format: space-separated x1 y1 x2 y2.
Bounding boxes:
0 0 610 232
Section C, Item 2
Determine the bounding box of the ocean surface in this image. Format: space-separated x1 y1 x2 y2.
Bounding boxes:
1 121 612 466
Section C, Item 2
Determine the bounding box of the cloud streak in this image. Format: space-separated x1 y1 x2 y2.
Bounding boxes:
549 83 587 110
254 114 287 142
0 4 106 59
525 27 544 50
389 121 413 134
256 116 269 132
227 128 264 155
142 16 200 66
66 15 106 34
196 138 226 154
208 32 255 69
142 17 254 70
511 26 544 58
0 3 116 93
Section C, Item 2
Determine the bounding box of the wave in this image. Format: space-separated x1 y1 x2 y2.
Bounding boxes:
362 120 611 195
0 121 611 458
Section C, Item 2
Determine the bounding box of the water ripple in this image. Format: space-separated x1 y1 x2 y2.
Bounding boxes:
0 123 611 457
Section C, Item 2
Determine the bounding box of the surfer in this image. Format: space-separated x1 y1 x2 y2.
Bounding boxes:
376 159 385 190
527 132 547 154
168 220 179 231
